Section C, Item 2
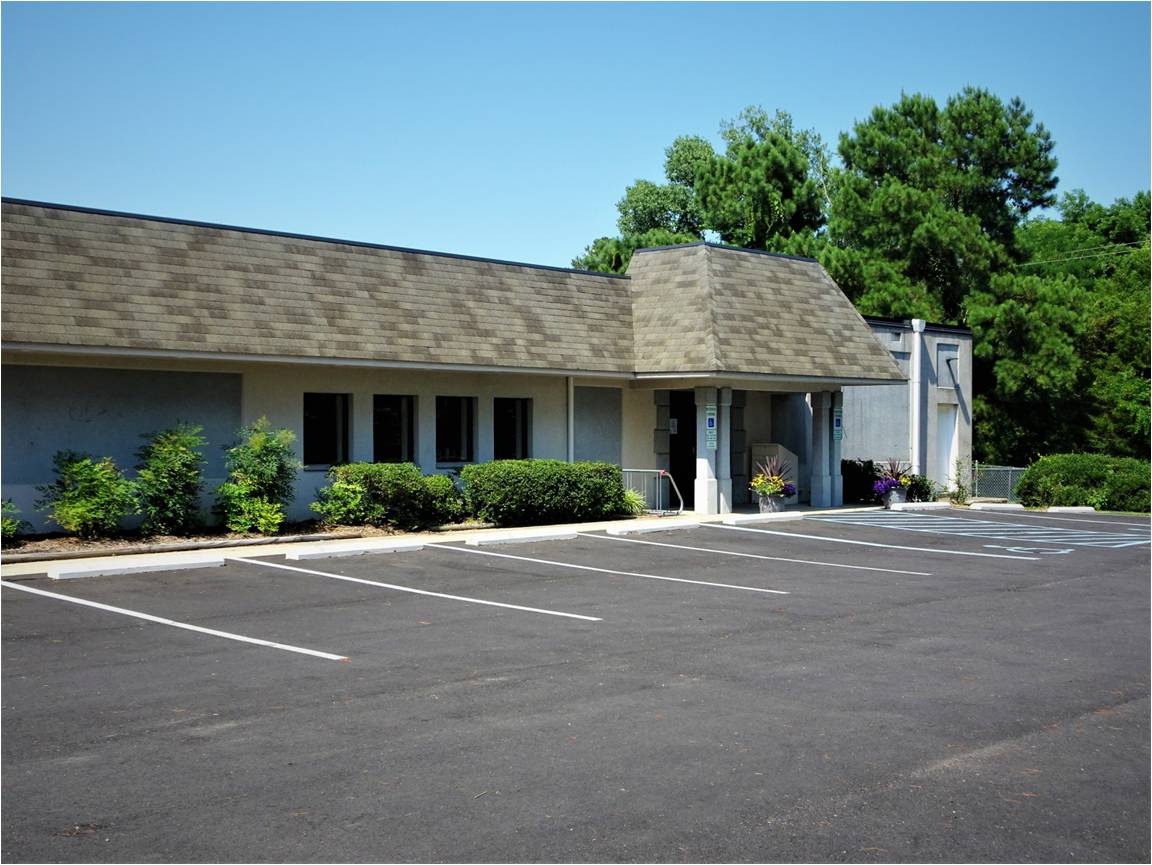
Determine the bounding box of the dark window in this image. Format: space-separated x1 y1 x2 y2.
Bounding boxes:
436 396 475 463
494 398 531 460
303 393 350 467
373 395 416 463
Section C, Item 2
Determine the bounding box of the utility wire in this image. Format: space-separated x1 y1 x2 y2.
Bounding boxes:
1026 239 1145 256
1018 246 1148 268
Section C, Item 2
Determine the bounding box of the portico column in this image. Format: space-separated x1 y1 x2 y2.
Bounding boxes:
810 392 832 508
694 386 719 514
717 387 733 514
831 391 844 507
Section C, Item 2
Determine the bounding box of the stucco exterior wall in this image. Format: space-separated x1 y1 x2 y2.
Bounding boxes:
239 365 572 517
572 386 622 464
2 355 595 525
840 321 973 490
621 389 659 470
2 363 241 530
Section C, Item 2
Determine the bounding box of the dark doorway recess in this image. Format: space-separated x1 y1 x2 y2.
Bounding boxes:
668 390 696 508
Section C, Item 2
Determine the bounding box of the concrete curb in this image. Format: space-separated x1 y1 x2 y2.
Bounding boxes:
49 557 226 580
890 502 951 511
1 531 366 564
605 520 700 536
286 541 425 560
969 503 1025 511
1047 506 1097 514
721 512 806 525
465 531 578 546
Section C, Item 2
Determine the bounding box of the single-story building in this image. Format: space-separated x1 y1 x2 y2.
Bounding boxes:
2 198 910 530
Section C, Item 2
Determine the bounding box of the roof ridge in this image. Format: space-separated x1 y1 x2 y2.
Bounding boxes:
1 197 631 280
702 245 725 372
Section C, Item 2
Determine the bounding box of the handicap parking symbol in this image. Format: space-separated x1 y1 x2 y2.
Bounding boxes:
984 544 1073 555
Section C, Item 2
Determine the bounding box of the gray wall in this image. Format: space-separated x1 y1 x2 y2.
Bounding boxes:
2 365 242 530
573 386 622 464
840 322 973 490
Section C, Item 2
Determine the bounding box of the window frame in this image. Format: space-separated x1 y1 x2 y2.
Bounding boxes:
435 395 477 466
936 343 960 390
373 394 417 464
493 397 532 460
302 392 351 471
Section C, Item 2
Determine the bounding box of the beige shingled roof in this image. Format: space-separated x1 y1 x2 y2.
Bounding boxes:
2 201 904 384
1 200 635 374
628 243 906 382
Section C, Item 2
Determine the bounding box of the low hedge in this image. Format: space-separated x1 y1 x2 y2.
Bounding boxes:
311 462 464 530
1015 453 1150 513
461 460 629 527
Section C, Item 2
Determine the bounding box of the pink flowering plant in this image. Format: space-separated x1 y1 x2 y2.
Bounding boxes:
750 456 796 498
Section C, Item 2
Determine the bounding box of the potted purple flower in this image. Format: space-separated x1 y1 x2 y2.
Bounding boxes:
874 459 912 509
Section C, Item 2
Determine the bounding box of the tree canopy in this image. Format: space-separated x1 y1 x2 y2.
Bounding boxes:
572 92 1148 465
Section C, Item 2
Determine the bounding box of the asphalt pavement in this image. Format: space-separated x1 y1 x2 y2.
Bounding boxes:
3 510 1149 862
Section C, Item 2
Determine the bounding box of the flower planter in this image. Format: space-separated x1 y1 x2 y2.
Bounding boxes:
883 487 908 509
758 494 786 513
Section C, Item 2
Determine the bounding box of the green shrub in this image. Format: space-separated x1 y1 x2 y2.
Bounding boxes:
461 460 628 527
215 483 285 534
1016 453 1150 512
214 418 300 534
135 424 207 536
311 463 466 529
35 452 136 539
906 474 936 503
2 500 29 547
621 487 647 516
841 459 878 503
421 473 466 526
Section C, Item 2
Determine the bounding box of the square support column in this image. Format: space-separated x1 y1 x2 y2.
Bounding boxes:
809 391 832 508
717 387 733 514
831 390 843 507
694 386 719 514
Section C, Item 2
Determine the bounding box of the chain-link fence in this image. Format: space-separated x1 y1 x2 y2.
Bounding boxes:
971 462 1027 501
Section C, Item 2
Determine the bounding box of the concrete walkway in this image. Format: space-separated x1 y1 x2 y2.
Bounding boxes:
1 505 882 579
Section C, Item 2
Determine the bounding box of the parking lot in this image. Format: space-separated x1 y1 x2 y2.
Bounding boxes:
3 509 1149 863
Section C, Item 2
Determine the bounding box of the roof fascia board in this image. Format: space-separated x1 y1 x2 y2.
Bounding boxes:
863 315 972 337
631 370 907 387
0 342 633 380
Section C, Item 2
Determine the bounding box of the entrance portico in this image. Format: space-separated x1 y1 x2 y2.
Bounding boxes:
637 381 854 515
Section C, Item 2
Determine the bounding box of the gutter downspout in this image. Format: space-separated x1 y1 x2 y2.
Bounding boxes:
566 376 575 462
909 318 926 475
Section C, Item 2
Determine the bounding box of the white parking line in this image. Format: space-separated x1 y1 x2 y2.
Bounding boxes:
579 533 932 576
810 511 1149 548
949 509 1151 528
433 544 790 595
0 580 348 662
230 557 602 622
701 524 1040 560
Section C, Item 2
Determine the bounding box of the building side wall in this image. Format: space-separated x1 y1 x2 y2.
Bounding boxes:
573 386 622 464
239 365 572 517
840 323 973 489
2 356 600 526
621 389 659 470
1 364 241 531
840 383 910 464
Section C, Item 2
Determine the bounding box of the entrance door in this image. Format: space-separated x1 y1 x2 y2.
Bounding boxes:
668 390 696 508
937 404 958 489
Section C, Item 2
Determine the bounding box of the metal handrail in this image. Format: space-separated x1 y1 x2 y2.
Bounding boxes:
622 468 685 516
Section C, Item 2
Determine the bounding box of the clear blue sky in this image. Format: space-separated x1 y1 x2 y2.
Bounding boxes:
3 2 1149 268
